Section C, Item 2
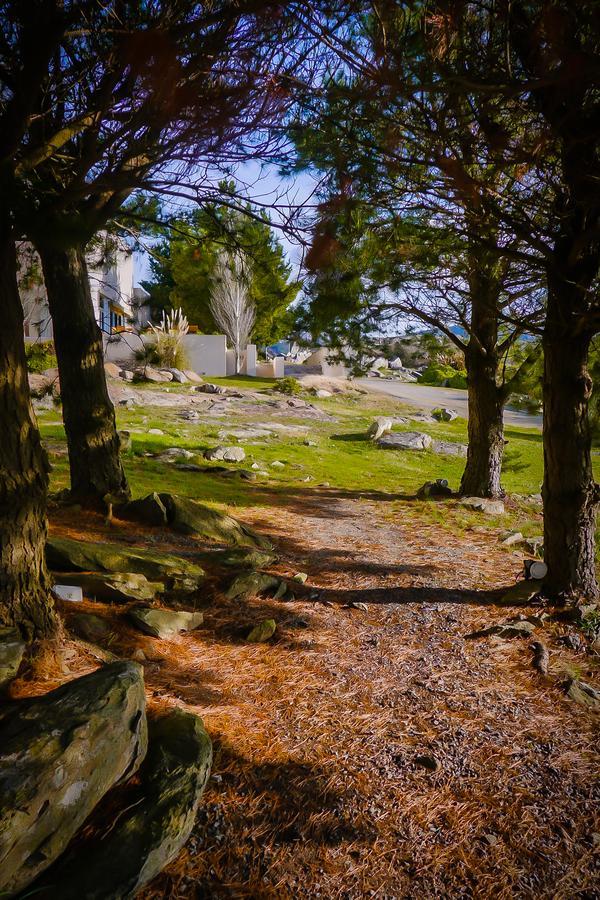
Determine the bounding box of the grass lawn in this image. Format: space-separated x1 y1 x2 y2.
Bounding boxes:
37 377 600 558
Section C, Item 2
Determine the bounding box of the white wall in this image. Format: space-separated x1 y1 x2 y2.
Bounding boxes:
226 348 236 376
183 334 227 376
256 357 284 379
244 344 257 376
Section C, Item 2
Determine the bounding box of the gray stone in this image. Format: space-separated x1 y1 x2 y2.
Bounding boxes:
367 417 393 440
565 678 600 710
461 496 505 515
28 372 53 398
148 428 164 435
159 447 194 461
500 531 524 546
104 362 122 379
416 479 452 499
59 571 161 604
183 369 204 384
377 431 433 451
157 493 271 549
196 382 227 394
432 407 458 422
432 440 468 457
247 619 277 643
46 535 205 583
166 368 188 383
36 709 212 900
118 492 168 526
227 572 281 600
204 445 246 462
128 606 203 639
466 620 536 639
0 661 147 896
0 628 26 690
68 613 113 644
270 459 285 468
142 367 171 383
314 389 332 398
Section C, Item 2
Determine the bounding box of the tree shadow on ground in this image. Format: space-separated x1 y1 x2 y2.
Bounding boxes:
196 738 375 849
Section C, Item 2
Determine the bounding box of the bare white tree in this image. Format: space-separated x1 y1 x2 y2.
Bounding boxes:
209 252 256 374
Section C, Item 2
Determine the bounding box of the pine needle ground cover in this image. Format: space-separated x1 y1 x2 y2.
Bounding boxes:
22 380 600 898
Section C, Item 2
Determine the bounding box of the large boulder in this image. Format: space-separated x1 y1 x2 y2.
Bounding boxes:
104 362 122 379
432 407 458 422
227 572 281 600
0 628 26 690
377 431 433 451
118 492 168 526
46 535 205 583
34 709 212 900
0 661 147 896
128 606 203 639
432 440 468 458
204 445 246 462
158 493 272 549
55 571 161 604
367 417 393 441
27 372 52 398
183 369 204 384
461 496 505 515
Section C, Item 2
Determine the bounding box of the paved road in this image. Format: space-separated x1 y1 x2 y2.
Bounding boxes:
357 378 543 429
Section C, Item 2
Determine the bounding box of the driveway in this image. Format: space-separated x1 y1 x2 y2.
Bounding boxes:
357 378 543 429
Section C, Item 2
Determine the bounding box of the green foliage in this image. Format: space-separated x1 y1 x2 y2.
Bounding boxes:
274 376 302 395
25 341 57 373
141 193 300 345
420 364 467 389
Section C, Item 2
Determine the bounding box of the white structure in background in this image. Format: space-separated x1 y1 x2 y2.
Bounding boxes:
18 234 149 340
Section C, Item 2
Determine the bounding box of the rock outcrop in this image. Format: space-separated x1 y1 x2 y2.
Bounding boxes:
46 535 205 583
377 431 433 451
0 661 147 896
34 710 212 900
128 606 203 639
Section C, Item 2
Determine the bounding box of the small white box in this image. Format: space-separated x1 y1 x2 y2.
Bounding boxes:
53 584 83 602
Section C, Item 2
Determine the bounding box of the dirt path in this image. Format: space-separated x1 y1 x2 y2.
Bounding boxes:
131 492 599 899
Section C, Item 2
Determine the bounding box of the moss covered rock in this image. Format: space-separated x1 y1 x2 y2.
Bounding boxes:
46 535 204 583
32 709 212 900
0 661 147 896
158 493 272 549
55 571 161 604
0 627 26 690
128 606 203 639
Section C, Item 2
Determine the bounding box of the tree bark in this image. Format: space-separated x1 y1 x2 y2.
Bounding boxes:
542 283 598 600
0 229 56 638
459 246 506 499
37 242 129 506
460 342 505 498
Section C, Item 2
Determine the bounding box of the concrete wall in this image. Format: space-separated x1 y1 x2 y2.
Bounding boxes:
182 334 227 376
226 348 236 376
256 357 284 379
244 344 257 376
103 332 144 366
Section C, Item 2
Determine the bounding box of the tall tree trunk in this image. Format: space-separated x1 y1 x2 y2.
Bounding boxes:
37 242 129 507
0 230 56 638
460 250 506 499
542 282 598 600
460 342 505 498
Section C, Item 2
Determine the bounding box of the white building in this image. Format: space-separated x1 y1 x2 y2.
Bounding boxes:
18 234 149 340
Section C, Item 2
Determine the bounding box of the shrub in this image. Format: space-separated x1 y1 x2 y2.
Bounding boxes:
148 308 189 369
419 363 467 388
274 376 302 395
25 341 57 373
